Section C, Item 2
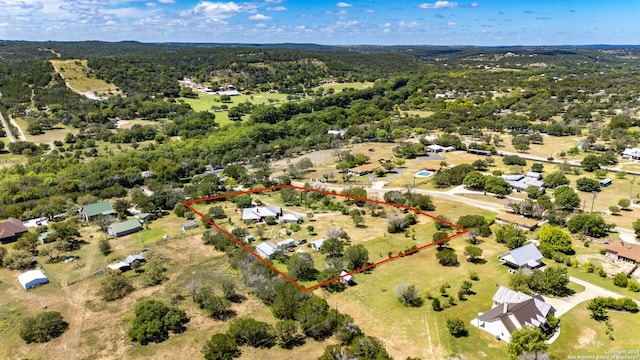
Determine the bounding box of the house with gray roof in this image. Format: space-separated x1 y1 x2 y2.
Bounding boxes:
107 219 143 237
81 201 115 221
0 217 28 244
242 206 282 222
473 286 555 343
256 242 279 259
501 174 545 193
499 243 544 270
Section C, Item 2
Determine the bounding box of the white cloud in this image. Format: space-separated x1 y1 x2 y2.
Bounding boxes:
381 22 391 28
418 1 458 9
470 2 478 7
399 21 418 28
337 2 352 7
265 0 283 3
363 9 374 13
190 2 243 20
158 0 175 3
249 13 271 20
267 6 287 11
147 2 156 6
448 21 456 26
326 9 348 16
255 23 266 27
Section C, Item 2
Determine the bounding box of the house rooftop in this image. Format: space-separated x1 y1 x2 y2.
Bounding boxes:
108 219 142 234
499 243 544 268
0 217 28 240
82 201 115 218
606 241 640 263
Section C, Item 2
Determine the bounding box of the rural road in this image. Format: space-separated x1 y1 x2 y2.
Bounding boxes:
7 114 25 141
0 111 16 142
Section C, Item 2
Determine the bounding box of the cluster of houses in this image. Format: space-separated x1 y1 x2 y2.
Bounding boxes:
107 254 146 271
80 201 145 237
241 206 303 224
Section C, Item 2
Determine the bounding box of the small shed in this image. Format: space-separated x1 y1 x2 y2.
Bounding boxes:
339 270 354 285
181 221 198 231
280 214 303 223
245 234 255 243
311 239 326 252
600 178 612 187
18 269 49 290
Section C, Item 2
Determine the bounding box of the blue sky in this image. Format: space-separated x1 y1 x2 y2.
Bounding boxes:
0 0 638 45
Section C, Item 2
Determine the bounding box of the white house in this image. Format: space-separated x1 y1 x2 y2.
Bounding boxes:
256 242 279 259
310 239 326 252
281 213 303 223
622 147 640 160
242 206 282 222
18 269 49 290
473 286 555 343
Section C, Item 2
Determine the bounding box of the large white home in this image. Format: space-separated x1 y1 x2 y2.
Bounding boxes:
473 286 555 343
242 206 282 222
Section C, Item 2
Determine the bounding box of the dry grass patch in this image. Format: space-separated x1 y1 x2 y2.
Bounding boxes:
50 59 122 97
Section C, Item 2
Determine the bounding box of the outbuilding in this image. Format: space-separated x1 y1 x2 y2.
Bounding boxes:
107 219 143 237
600 178 612 187
18 269 49 290
256 242 279 259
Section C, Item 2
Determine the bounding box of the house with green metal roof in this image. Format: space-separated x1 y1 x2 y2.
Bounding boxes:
81 201 115 221
107 219 143 237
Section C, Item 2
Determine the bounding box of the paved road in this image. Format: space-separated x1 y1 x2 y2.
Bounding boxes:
0 111 16 142
543 276 640 317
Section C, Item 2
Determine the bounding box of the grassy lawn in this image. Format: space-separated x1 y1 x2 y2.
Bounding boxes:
549 305 640 357
50 59 122 97
13 116 79 144
567 267 640 301
316 81 373 92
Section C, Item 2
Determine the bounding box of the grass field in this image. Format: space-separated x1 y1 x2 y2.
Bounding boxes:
50 59 122 97
12 116 79 145
549 305 640 357
317 82 373 92
181 93 292 126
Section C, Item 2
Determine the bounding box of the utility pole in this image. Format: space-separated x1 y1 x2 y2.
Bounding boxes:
591 191 598 213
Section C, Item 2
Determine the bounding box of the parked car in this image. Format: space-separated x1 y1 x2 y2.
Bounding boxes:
296 238 307 245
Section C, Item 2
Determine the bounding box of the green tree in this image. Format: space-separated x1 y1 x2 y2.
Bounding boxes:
395 283 423 307
619 198 631 210
142 258 168 286
512 135 530 152
202 333 241 360
344 244 369 271
432 297 442 311
346 336 391 360
319 238 344 258
463 171 486 190
554 186 581 210
287 252 316 281
3 249 34 270
464 245 483 263
194 286 233 320
614 272 629 288
234 194 252 209
98 272 134 301
446 318 468 337
581 154 601 172
275 320 303 349
576 177 600 192
587 297 609 321
436 247 459 266
495 223 527 250
20 311 68 344
128 299 189 345
98 238 112 256
544 171 570 188
634 218 640 236
525 185 542 200
508 327 548 359
271 282 311 320
484 176 510 196
531 163 544 173
567 214 609 238
227 317 276 348
538 225 573 256
13 232 39 254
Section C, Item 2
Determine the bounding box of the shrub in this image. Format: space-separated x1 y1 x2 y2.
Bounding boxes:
202 333 241 360
395 283 423 307
20 311 68 344
613 273 629 288
128 299 189 344
431 298 442 311
436 248 459 266
98 272 134 301
446 318 468 337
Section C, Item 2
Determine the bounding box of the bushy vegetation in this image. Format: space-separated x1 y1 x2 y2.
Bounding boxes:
19 311 68 344
128 299 189 345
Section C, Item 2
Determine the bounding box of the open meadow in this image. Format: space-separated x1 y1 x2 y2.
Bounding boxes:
50 59 122 97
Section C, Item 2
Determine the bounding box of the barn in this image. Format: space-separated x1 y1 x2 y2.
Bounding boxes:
18 269 49 290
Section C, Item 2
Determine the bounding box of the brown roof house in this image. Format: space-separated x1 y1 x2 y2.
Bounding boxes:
606 241 640 264
495 213 540 231
348 163 380 176
0 218 28 244
473 286 556 343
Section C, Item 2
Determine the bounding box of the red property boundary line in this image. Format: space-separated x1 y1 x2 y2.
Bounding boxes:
184 184 468 292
